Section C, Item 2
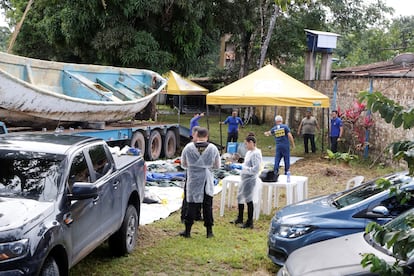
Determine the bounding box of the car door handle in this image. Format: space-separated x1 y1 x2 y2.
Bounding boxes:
93 196 100 205
113 180 120 190
63 213 73 225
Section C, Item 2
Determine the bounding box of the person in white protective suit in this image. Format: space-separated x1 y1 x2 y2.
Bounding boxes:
179 127 221 238
230 132 262 229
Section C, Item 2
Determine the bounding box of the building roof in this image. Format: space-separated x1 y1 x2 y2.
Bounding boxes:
332 53 414 78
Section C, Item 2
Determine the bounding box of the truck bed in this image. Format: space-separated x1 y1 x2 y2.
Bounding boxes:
112 153 144 170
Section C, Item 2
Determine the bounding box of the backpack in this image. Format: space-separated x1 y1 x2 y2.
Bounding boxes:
259 169 279 182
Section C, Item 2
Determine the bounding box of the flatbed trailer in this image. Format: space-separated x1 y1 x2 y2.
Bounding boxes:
5 122 182 161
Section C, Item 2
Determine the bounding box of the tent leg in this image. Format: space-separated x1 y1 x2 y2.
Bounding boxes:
177 95 181 124
219 106 223 154
206 105 210 130
321 108 324 153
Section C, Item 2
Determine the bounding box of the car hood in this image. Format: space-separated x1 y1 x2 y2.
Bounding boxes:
275 193 364 227
283 232 396 276
0 197 54 232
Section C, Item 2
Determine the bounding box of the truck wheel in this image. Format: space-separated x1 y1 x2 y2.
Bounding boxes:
108 205 138 256
131 131 146 154
163 130 177 159
40 256 60 276
146 130 162 160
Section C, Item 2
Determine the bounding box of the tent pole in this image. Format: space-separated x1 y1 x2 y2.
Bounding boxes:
327 107 331 152
321 108 324 153
206 104 210 130
219 106 223 154
177 95 181 125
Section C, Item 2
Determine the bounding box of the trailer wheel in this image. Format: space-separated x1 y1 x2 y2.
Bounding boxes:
147 130 162 160
163 130 177 159
131 131 146 155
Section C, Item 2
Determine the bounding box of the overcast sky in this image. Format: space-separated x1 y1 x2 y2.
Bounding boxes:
0 1 412 28
383 0 414 17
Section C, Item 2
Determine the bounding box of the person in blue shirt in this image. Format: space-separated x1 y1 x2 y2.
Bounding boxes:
221 110 244 143
189 112 204 139
264 115 295 175
330 110 343 153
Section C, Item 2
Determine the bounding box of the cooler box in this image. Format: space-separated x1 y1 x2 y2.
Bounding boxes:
227 142 238 153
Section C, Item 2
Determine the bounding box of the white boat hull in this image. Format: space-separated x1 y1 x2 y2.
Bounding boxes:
0 52 167 125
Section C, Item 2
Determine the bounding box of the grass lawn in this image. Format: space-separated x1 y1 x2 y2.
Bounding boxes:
70 107 395 275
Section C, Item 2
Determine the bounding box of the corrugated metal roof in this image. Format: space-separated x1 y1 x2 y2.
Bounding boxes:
332 53 414 78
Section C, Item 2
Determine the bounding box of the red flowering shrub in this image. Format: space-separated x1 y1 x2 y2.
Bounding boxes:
339 101 374 153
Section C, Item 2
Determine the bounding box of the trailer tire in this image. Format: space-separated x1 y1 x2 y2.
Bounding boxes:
130 131 146 155
163 130 177 159
147 130 162 160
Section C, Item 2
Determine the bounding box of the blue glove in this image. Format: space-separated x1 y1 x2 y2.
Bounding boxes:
230 164 242 170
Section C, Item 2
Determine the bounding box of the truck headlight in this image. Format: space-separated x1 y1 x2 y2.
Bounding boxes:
278 225 314 238
0 239 29 262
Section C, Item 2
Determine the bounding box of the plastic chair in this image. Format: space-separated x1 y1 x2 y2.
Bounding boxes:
346 176 364 190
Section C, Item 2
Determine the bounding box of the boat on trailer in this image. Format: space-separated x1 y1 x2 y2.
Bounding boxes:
0 52 166 127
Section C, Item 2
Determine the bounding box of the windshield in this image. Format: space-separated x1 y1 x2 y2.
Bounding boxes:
0 150 65 202
365 208 414 260
332 173 412 209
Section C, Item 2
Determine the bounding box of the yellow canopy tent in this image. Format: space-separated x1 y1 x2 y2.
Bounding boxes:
206 64 329 107
206 64 330 151
165 70 209 124
166 70 209 96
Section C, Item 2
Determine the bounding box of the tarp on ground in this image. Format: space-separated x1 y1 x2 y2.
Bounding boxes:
206 64 329 107
166 70 209 95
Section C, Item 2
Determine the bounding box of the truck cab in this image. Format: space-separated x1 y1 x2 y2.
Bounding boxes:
0 133 145 275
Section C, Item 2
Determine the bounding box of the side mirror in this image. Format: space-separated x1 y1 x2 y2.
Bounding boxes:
371 206 390 216
354 205 391 219
68 182 98 200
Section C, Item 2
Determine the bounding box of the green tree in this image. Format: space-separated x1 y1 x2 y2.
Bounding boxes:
359 91 414 275
2 0 395 79
0 27 11 51
4 0 221 75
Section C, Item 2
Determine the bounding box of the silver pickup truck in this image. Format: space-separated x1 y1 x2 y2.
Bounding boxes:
0 133 146 275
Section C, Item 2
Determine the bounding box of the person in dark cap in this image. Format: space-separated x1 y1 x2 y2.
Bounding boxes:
297 109 320 153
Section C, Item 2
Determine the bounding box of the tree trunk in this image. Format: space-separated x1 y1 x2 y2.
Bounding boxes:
8 0 34 53
258 4 279 68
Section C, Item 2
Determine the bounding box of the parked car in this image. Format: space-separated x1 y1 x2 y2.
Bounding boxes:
277 207 414 276
0 133 146 275
268 171 414 266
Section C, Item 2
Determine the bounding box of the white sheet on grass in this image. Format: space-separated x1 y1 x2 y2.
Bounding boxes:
140 185 222 225
139 156 301 225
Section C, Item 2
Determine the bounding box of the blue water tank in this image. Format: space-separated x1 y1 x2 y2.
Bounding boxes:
305 29 340 53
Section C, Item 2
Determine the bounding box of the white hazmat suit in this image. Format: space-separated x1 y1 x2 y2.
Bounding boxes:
181 142 221 203
238 148 262 203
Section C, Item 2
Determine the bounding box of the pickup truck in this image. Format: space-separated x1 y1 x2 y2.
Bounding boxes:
0 132 146 275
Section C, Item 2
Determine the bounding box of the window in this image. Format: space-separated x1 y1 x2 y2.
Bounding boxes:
68 151 90 188
88 144 111 181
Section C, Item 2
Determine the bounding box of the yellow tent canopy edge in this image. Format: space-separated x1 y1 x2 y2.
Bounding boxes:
206 64 329 108
166 70 209 96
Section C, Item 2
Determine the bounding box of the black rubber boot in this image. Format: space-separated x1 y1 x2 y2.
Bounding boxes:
179 223 192 238
230 204 244 224
206 226 214 238
241 202 254 229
